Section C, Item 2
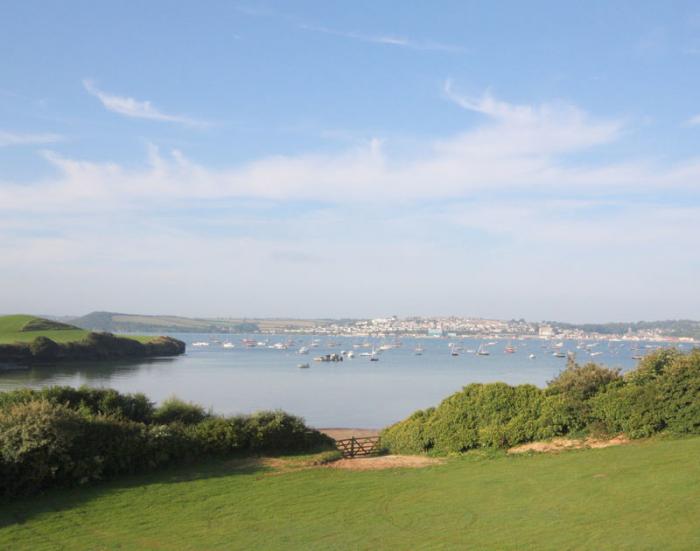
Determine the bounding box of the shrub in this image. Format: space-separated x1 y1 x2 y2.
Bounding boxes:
188 416 248 455
547 361 622 400
0 400 85 495
0 387 329 496
153 397 208 425
381 408 434 455
245 410 332 452
656 350 700 435
590 384 666 438
40 386 154 423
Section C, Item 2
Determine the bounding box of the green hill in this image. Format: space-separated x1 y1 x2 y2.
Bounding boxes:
0 315 88 344
71 311 260 334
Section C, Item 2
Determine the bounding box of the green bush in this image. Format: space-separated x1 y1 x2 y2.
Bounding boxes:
382 349 700 456
381 408 434 455
656 350 700 434
153 397 208 425
590 384 666 438
245 411 332 452
0 387 330 496
188 416 249 455
0 400 85 495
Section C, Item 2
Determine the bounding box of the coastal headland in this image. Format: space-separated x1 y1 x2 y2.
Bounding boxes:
0 315 185 367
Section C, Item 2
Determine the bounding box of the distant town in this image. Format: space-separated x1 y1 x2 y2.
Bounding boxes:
284 316 700 343
66 312 700 343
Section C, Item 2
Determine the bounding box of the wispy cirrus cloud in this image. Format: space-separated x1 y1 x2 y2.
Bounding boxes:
299 24 467 53
684 113 700 126
83 79 209 127
0 130 63 147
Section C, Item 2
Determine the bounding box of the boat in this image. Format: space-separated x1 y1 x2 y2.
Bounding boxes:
346 351 355 359
529 353 536 359
298 346 309 355
504 341 516 354
477 344 490 356
369 353 379 362
297 363 310 369
414 346 424 355
590 351 602 357
553 351 566 358
222 342 235 349
191 342 209 347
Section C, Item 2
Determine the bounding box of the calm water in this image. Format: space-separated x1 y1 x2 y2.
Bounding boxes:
0 335 680 428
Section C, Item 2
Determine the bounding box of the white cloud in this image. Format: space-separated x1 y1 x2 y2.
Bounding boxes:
299 24 466 53
83 79 208 127
3 88 700 319
0 130 63 147
685 113 700 126
2 87 699 214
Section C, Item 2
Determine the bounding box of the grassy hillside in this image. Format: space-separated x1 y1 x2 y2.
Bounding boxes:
70 311 334 334
0 315 89 345
0 315 163 345
1 436 699 550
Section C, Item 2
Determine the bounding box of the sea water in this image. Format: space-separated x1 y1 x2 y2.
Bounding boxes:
0 335 681 427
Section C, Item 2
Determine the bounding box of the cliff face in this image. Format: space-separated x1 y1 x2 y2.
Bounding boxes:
0 332 186 366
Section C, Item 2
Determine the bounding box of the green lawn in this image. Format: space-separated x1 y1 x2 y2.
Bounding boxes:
1 437 699 550
0 314 156 345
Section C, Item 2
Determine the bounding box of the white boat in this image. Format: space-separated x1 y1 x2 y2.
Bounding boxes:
222 342 235 349
297 363 310 369
298 346 310 355
477 344 490 356
529 353 536 359
346 351 355 358
191 341 209 347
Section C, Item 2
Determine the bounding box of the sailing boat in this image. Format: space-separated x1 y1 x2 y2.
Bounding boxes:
477 344 490 356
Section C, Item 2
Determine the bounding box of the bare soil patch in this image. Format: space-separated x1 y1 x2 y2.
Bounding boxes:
319 428 380 440
327 454 442 471
508 435 630 454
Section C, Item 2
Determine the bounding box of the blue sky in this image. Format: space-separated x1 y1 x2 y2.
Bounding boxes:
2 1 700 321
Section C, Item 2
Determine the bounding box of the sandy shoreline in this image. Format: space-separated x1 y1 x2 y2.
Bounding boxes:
318 428 381 440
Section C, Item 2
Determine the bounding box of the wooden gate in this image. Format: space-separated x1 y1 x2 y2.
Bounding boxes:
335 436 381 458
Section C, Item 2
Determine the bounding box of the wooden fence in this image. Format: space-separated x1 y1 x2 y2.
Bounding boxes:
335 436 381 458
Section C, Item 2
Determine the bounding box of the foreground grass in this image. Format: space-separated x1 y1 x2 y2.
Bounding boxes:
1 437 699 550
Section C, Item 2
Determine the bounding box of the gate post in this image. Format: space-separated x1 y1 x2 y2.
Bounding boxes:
350 437 355 457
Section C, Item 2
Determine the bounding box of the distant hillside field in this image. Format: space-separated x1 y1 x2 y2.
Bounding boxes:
0 315 89 344
70 311 325 334
0 315 185 362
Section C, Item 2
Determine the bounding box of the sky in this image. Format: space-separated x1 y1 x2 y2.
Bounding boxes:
1 1 700 322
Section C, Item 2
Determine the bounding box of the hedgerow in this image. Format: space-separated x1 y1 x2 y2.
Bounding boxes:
381 349 700 454
0 387 333 497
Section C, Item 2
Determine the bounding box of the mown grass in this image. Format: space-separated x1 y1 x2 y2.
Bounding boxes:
0 315 158 345
1 436 699 550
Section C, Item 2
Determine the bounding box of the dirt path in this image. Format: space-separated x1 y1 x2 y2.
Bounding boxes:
326 455 443 471
508 435 629 454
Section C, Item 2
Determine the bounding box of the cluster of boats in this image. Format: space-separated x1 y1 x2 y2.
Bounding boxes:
190 337 665 370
